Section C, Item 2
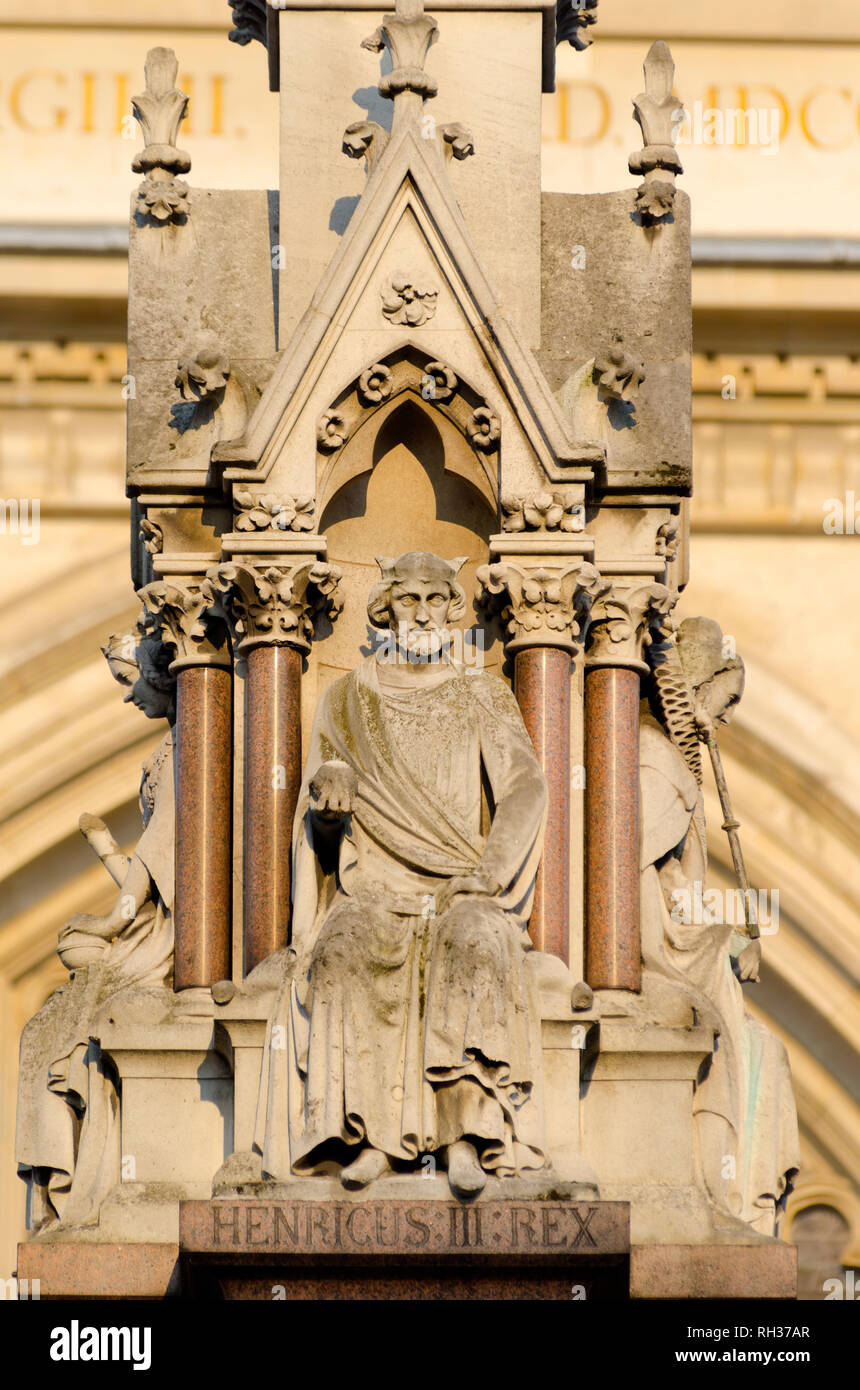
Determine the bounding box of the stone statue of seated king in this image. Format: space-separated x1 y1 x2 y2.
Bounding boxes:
255 551 564 1199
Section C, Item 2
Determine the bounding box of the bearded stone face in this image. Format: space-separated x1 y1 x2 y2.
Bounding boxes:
388 572 454 660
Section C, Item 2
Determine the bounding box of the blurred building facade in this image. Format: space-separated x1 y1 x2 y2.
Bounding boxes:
1 0 858 1297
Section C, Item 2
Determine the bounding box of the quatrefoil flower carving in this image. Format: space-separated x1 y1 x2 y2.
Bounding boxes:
467 406 501 452
358 363 394 405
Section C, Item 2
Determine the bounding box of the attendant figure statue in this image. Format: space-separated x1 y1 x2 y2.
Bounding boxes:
16 626 175 1231
640 617 799 1234
256 552 556 1198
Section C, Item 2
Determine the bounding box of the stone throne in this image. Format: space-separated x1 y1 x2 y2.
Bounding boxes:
15 0 798 1301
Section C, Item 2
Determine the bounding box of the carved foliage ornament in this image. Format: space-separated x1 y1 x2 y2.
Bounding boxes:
587 581 677 672
501 491 584 534
381 272 438 327
595 335 646 403
137 580 228 667
234 490 316 533
175 334 231 402
207 562 343 654
478 559 607 653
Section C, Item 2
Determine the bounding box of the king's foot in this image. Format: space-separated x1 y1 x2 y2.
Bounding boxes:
340 1147 390 1190
447 1140 486 1198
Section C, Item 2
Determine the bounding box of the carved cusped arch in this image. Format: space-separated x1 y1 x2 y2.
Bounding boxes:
314 343 502 514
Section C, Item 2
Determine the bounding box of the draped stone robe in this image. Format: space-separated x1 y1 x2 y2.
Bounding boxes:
639 713 800 1229
16 730 175 1230
255 656 549 1178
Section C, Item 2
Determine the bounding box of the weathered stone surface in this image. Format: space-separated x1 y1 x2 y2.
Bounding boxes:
540 189 692 491
630 1242 797 1300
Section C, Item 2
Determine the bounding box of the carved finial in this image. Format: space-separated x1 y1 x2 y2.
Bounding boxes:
628 40 684 222
131 47 191 224
556 0 599 52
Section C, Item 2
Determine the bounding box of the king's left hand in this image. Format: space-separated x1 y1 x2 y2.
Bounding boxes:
436 870 500 915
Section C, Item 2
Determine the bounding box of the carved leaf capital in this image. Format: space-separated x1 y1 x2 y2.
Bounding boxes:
207 561 342 653
477 559 607 653
587 580 678 670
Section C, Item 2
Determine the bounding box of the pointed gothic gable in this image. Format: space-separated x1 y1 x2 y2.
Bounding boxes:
218 119 603 507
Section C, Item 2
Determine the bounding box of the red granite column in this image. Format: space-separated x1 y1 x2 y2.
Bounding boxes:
584 665 641 991
515 647 571 962
243 643 302 973
174 664 233 989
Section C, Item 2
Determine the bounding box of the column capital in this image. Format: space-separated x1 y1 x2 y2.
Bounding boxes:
585 577 678 675
478 553 607 655
137 579 231 673
206 559 342 655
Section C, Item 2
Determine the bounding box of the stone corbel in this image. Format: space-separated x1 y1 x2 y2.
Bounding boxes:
628 41 684 222
131 47 192 224
205 560 342 655
586 578 677 675
137 579 230 672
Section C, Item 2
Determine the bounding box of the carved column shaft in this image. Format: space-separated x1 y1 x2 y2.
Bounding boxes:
584 666 641 991
243 643 302 973
207 552 341 975
515 647 571 960
583 576 674 992
174 665 233 988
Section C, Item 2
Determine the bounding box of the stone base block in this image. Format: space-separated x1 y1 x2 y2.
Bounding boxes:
630 1243 797 1300
17 1240 179 1300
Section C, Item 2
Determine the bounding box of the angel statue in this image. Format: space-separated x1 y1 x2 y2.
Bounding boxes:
16 622 176 1231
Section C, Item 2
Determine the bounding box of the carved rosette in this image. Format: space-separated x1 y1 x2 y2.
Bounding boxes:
420 362 457 402
137 580 230 670
207 561 343 655
358 363 394 405
131 48 192 224
316 409 349 453
586 580 678 674
467 406 501 452
381 274 438 327
477 560 608 654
